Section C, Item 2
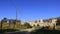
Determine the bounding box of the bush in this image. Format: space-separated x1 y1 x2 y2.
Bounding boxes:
24 22 32 28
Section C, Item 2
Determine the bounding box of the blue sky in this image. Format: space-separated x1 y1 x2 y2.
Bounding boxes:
0 0 60 21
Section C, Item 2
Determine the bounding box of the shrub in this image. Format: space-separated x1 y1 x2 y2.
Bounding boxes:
24 22 32 28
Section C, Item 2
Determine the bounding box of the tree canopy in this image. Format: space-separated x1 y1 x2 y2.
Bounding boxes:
24 22 32 28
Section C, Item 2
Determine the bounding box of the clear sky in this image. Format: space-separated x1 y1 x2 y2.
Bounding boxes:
0 0 60 21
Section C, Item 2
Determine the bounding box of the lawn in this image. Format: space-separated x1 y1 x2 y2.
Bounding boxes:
31 27 60 34
0 28 19 33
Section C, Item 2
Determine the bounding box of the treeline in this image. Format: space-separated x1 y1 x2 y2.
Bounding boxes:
0 17 32 29
0 17 60 29
0 17 21 29
34 17 60 25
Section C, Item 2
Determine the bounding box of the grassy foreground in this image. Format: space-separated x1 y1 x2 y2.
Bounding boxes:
0 27 60 34
0 29 19 33
31 28 60 34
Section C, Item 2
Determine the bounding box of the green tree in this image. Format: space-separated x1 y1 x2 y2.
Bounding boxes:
1 18 7 29
13 20 16 28
24 22 32 28
56 18 60 25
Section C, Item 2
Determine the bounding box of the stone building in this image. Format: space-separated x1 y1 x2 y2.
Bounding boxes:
26 19 57 29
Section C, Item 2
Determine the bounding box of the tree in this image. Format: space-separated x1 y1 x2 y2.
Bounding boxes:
9 19 16 28
39 20 40 22
15 20 21 28
24 22 32 28
13 20 16 28
56 18 60 25
1 20 3 29
1 18 7 29
2 18 7 22
35 21 37 23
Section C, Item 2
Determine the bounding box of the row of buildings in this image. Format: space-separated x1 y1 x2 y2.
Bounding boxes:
21 19 57 29
0 17 59 29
